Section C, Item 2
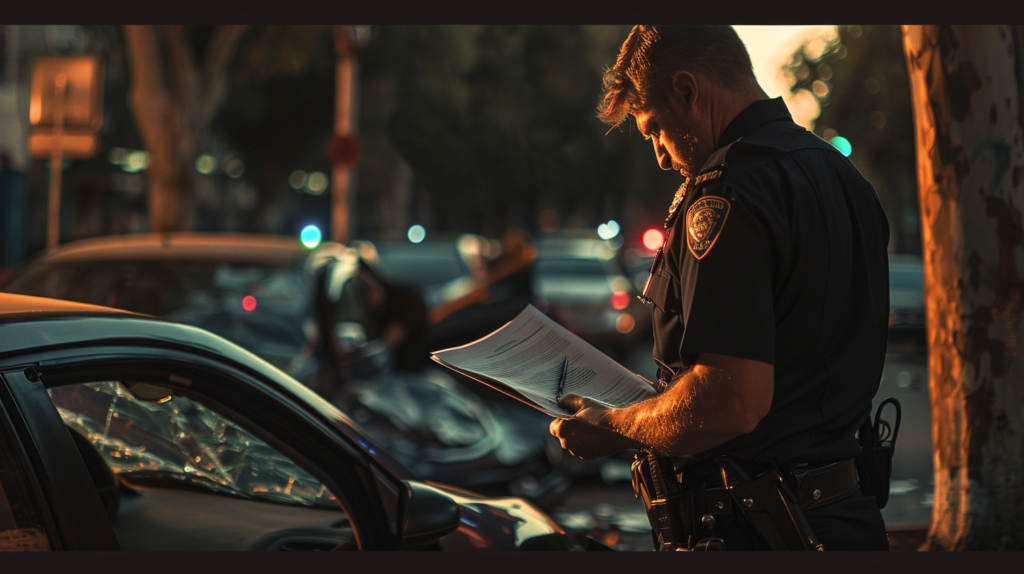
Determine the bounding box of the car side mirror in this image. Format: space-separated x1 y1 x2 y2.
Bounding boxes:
400 481 461 548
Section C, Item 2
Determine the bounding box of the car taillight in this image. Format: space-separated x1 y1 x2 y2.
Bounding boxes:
611 291 630 310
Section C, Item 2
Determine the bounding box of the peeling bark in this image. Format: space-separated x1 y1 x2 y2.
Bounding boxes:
123 25 248 232
903 25 1024 550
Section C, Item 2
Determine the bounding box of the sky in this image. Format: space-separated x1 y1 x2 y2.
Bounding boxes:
733 25 838 129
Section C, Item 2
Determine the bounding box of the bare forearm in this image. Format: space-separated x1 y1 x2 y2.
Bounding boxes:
604 362 771 457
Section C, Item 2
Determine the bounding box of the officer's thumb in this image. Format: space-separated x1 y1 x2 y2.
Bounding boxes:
558 394 585 414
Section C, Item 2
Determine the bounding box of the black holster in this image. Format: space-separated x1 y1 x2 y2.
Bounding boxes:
631 451 824 551
630 450 692 551
716 456 824 551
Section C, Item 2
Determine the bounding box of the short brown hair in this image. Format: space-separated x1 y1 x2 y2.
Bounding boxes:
598 25 755 127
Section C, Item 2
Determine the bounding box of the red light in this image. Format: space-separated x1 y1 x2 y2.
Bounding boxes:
642 228 664 251
611 291 630 310
615 313 635 334
242 295 257 312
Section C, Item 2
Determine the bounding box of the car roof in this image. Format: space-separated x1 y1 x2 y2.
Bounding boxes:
535 238 620 260
34 233 314 266
0 292 411 478
0 292 141 321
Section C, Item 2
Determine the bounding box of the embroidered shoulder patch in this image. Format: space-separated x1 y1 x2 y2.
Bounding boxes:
686 196 731 260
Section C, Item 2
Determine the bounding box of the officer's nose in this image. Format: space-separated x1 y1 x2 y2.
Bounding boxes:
652 139 674 171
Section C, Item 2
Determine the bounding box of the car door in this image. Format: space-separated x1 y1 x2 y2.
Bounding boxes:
0 344 402 551
0 368 120 550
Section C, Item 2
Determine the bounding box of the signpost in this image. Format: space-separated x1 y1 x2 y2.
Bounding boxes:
331 25 369 245
28 56 103 249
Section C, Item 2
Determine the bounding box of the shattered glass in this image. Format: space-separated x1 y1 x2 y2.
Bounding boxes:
48 382 338 509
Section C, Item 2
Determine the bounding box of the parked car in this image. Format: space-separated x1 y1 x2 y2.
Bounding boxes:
0 293 572 551
533 237 648 359
888 254 925 342
0 234 564 499
359 235 534 352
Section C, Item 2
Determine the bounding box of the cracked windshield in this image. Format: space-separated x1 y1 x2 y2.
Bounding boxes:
48 382 338 508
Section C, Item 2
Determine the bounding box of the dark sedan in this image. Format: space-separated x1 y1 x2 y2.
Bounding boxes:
0 293 571 551
533 238 648 359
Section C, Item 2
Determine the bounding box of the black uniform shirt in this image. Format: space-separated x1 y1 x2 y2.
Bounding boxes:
645 97 890 467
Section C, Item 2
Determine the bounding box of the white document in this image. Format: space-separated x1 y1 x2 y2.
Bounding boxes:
431 305 657 418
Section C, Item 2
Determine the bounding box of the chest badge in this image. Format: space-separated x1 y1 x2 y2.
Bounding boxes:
664 181 690 230
686 196 731 260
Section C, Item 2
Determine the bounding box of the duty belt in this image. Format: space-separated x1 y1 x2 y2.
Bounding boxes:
631 454 861 551
791 458 861 510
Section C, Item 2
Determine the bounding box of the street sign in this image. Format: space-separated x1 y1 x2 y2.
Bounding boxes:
28 56 105 249
29 56 103 132
27 130 98 159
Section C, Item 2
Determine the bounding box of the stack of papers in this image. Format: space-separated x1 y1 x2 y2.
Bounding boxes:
431 305 657 418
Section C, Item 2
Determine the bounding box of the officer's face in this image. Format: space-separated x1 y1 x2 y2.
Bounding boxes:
633 103 705 179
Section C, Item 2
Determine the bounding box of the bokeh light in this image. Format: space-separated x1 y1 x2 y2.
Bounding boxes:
615 313 635 334
289 170 307 190
121 151 150 173
225 158 245 178
642 228 664 252
242 295 257 312
830 136 852 157
300 225 322 249
108 147 128 165
598 220 620 240
611 290 630 310
407 225 426 243
195 155 218 175
306 171 328 195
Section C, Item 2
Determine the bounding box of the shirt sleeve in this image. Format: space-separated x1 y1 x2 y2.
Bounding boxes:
676 183 776 365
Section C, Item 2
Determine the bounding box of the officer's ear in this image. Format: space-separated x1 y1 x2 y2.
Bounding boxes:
668 70 699 111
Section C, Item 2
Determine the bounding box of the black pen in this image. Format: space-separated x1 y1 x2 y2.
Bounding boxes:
555 356 568 403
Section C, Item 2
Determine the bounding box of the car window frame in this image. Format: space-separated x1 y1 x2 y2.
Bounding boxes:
0 368 120 550
20 346 401 550
0 385 61 551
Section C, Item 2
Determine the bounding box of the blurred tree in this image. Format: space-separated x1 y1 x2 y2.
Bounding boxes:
122 25 249 232
782 25 919 254
360 25 680 239
213 26 336 236
903 25 1024 551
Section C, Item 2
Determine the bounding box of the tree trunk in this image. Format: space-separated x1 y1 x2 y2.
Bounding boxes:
902 25 1024 550
123 25 188 232
123 25 248 233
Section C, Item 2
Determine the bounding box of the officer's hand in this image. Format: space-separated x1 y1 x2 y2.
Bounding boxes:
549 394 644 460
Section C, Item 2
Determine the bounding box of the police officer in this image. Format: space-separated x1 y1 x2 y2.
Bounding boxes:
549 25 891 550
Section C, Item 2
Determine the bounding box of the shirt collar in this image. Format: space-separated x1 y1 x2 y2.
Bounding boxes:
717 97 793 147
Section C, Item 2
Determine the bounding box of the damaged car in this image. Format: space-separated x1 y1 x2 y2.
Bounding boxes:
0 233 568 500
0 293 572 551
